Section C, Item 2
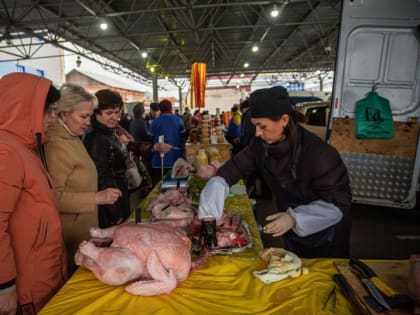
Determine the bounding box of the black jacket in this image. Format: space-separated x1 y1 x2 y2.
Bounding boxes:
83 117 130 228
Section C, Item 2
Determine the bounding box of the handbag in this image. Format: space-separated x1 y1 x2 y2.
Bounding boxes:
125 151 142 190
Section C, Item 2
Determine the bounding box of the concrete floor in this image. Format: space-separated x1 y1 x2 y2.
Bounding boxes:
254 198 420 259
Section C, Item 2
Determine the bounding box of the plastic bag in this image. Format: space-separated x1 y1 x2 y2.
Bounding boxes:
355 91 394 139
126 151 142 190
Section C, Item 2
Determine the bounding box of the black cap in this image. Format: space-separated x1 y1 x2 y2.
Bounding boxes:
250 86 294 118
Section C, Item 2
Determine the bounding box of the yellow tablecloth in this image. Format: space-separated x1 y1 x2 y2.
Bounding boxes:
39 185 410 315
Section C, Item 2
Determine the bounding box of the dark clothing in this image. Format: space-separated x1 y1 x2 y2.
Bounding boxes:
129 116 154 184
130 117 150 142
119 116 131 132
240 110 255 148
217 126 352 258
83 117 130 228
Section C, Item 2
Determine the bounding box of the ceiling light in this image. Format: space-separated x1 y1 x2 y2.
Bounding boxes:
240 73 245 78
251 45 259 53
243 62 249 68
99 22 108 30
150 66 155 73
141 52 148 58
271 5 279 18
165 75 169 80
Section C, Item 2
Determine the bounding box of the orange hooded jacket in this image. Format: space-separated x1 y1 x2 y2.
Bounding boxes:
0 73 67 313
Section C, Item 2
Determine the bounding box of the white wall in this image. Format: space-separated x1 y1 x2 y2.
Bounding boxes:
0 38 65 86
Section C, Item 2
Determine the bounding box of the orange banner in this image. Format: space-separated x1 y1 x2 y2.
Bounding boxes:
190 63 206 108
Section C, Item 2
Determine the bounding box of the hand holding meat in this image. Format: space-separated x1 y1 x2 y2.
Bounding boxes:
196 161 222 179
0 288 18 315
263 212 296 237
95 188 122 205
200 219 218 247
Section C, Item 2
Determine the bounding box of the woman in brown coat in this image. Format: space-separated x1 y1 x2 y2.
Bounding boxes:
45 84 121 275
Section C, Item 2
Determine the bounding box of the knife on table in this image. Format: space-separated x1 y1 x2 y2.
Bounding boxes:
350 257 398 297
333 274 371 315
349 258 392 311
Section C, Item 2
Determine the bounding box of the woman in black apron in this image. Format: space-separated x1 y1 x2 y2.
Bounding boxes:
197 86 352 258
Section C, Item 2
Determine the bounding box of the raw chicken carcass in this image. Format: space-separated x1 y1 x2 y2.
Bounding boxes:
75 222 208 296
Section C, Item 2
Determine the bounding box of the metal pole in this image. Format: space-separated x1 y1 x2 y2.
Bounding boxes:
152 71 158 102
178 86 183 113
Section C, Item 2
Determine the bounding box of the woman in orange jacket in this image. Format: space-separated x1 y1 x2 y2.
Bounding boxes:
0 73 68 314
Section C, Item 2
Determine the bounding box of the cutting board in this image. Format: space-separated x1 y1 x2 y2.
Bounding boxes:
334 261 412 315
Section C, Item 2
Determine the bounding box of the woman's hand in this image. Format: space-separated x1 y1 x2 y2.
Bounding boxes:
96 188 122 205
116 134 130 145
0 287 18 315
196 161 222 179
263 212 296 237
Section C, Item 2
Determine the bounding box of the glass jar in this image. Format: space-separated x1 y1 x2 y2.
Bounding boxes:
195 149 208 167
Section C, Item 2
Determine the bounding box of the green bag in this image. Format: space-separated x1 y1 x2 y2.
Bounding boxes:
355 91 394 139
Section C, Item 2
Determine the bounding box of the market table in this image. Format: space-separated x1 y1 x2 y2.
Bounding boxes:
39 185 412 315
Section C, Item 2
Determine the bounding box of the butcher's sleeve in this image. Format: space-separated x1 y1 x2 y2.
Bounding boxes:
0 146 21 286
198 176 230 220
286 200 342 237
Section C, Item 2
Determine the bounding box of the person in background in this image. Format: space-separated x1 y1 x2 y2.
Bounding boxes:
0 72 67 314
129 102 154 193
83 89 130 228
174 108 181 117
146 102 160 128
192 109 202 128
119 110 132 132
44 83 121 275
196 86 352 258
226 105 242 154
239 98 258 197
148 99 185 185
182 107 193 136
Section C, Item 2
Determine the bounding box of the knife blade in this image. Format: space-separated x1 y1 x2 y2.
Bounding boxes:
349 258 392 311
349 257 398 297
333 274 371 315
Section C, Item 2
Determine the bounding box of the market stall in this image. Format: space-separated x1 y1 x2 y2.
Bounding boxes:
39 185 413 315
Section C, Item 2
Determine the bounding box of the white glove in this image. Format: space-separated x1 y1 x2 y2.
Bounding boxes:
198 176 229 219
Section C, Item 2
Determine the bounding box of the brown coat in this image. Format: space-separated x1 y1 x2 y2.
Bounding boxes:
0 73 67 312
45 120 98 273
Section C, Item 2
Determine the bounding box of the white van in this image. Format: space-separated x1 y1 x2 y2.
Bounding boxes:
328 0 420 209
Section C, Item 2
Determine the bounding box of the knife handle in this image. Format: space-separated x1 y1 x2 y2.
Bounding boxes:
333 274 371 315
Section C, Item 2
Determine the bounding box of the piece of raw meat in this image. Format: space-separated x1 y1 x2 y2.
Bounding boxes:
75 222 209 296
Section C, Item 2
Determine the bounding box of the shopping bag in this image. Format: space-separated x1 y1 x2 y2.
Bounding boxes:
126 151 142 190
355 91 394 139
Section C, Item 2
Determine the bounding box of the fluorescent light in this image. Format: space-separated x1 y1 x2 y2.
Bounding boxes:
141 52 148 58
251 45 259 52
244 62 249 68
99 22 108 30
271 6 279 18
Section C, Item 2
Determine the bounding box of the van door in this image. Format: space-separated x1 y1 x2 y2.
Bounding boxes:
329 0 420 209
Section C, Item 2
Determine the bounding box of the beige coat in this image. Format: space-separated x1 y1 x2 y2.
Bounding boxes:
45 120 98 273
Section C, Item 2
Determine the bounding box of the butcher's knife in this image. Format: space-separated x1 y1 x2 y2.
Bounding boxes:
349 258 392 311
349 258 398 297
333 274 371 315
159 135 165 183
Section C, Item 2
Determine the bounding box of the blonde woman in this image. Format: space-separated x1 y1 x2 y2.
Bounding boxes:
45 84 121 275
